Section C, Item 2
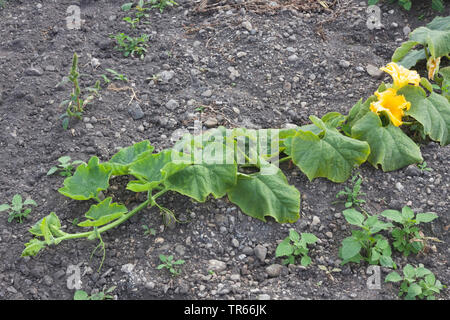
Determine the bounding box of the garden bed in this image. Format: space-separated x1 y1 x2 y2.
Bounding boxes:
0 0 448 300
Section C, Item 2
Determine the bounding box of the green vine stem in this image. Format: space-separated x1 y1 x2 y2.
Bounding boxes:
48 188 169 244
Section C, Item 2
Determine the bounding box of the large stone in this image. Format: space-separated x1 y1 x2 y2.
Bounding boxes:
254 245 267 262
366 64 384 79
208 259 227 272
128 102 145 120
265 264 284 277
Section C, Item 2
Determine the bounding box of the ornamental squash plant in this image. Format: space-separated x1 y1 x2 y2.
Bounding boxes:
22 19 450 265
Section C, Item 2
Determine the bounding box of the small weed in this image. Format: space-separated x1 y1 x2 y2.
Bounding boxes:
334 174 366 208
381 206 439 256
142 224 156 236
339 208 396 268
275 229 318 267
105 68 129 82
157 254 185 276
318 265 342 282
47 156 85 177
148 0 178 13
74 286 116 300
110 33 149 59
385 264 446 300
0 194 37 223
123 16 140 29
417 161 432 172
59 53 101 129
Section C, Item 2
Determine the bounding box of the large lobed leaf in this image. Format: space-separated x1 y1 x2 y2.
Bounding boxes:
227 164 300 223
106 140 154 176
286 116 370 183
351 112 423 171
393 16 450 68
78 197 128 227
59 157 112 200
164 161 237 202
400 85 450 146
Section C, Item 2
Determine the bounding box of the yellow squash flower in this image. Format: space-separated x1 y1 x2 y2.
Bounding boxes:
380 62 421 89
370 88 411 127
427 57 441 80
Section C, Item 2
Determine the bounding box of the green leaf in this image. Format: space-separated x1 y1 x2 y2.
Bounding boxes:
78 197 128 227
287 116 370 182
406 283 422 299
397 49 427 69
164 161 237 202
107 141 155 176
58 157 112 201
227 165 300 223
403 264 416 280
425 273 436 286
121 3 133 11
12 194 22 210
409 16 450 59
21 238 45 257
29 212 63 238
340 237 362 261
379 255 395 268
368 0 379 5
301 233 318 245
276 238 294 257
345 96 378 132
47 166 59 176
351 112 423 171
385 271 403 282
401 206 415 220
23 199 37 206
289 229 300 243
129 150 174 185
0 204 10 212
126 180 161 193
342 209 365 227
74 290 90 300
415 212 438 223
300 255 312 267
400 86 450 146
380 209 403 223
392 41 420 63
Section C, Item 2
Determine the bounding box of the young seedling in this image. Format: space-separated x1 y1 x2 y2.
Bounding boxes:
73 286 116 300
0 194 37 223
105 69 128 82
142 224 156 236
385 264 446 300
275 229 318 267
123 16 140 29
148 0 178 13
318 265 342 282
110 33 149 59
47 156 85 177
417 161 432 172
339 208 396 268
157 254 185 276
100 74 111 85
381 206 439 257
334 174 366 208
135 0 150 19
